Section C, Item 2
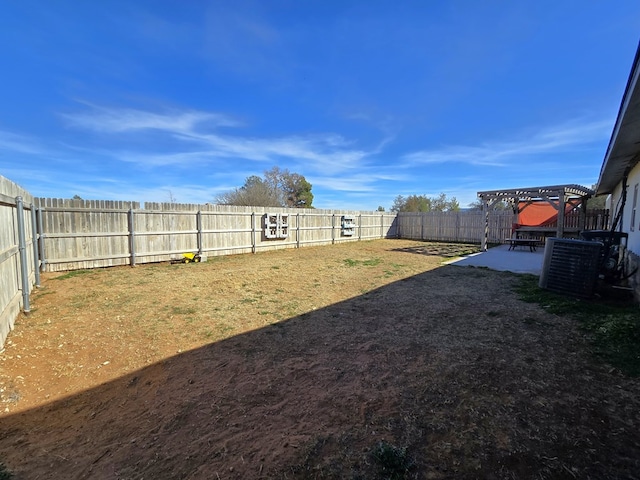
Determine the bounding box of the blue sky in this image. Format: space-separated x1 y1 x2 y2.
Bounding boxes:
1 1 639 210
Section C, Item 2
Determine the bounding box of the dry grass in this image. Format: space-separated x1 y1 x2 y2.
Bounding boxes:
0 239 639 479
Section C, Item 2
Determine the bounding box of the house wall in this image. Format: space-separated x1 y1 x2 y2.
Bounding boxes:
627 250 640 300
609 161 640 299
609 162 640 254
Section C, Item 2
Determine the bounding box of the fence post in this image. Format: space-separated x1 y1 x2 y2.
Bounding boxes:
36 207 46 271
380 214 384 238
196 210 203 256
358 214 362 241
296 212 300 248
15 197 31 314
251 212 257 254
128 208 136 266
481 201 488 251
331 213 335 244
30 204 40 287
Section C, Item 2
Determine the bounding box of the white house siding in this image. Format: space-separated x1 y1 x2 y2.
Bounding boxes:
608 162 640 254
607 162 640 298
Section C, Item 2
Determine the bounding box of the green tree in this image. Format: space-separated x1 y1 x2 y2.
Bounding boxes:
390 195 405 212
215 167 313 208
278 169 314 207
431 193 460 212
215 175 280 206
391 193 459 212
392 195 428 212
589 184 607 209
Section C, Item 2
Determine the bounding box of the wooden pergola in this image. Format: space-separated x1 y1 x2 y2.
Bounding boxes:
477 184 595 251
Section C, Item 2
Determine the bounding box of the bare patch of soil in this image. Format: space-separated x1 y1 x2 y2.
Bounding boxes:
1 239 639 479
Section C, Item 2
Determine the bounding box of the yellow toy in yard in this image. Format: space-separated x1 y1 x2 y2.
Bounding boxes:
182 252 200 263
171 252 201 264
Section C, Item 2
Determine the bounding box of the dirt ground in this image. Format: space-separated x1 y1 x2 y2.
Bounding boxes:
1 239 639 479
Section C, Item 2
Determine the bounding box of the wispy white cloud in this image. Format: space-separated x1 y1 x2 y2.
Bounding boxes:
61 105 380 174
311 172 409 192
76 183 225 204
111 150 225 168
61 104 241 133
401 119 611 167
0 130 47 155
8 165 227 204
6 103 611 210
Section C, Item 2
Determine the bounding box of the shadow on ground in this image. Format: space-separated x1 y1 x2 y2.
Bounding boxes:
391 243 480 258
1 266 640 479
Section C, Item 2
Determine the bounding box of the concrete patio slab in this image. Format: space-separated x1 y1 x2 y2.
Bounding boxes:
446 244 544 275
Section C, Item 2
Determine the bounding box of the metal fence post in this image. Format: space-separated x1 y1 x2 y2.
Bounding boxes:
30 204 40 287
36 207 46 271
331 214 335 244
251 212 256 254
196 210 203 256
128 208 136 266
481 200 489 251
15 196 31 314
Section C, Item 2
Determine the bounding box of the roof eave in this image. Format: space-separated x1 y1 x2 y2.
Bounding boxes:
596 41 640 196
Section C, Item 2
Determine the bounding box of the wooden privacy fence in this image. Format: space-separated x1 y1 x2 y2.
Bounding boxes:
34 198 399 272
540 209 610 230
397 210 515 243
31 201 614 274
397 209 611 244
0 176 39 349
